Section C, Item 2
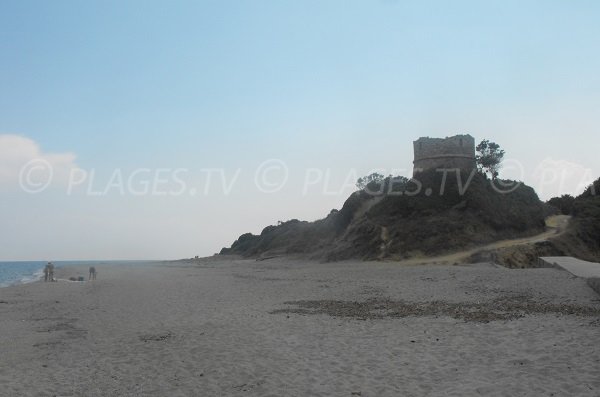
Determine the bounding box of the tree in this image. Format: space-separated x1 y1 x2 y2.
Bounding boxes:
356 172 385 190
547 194 575 215
475 139 505 179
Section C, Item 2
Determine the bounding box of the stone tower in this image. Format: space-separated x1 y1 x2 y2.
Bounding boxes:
413 134 476 175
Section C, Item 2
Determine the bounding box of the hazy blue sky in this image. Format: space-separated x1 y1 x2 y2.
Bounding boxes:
1 0 599 260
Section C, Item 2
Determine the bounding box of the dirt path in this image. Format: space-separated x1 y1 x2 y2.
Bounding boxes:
391 215 571 266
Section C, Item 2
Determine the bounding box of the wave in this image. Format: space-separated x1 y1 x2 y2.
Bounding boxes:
0 263 45 288
19 268 45 285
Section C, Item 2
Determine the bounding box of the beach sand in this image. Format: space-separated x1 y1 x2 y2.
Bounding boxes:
1 257 599 396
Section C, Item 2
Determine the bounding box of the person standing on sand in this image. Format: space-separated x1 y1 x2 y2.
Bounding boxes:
43 264 49 282
89 266 97 280
48 262 55 282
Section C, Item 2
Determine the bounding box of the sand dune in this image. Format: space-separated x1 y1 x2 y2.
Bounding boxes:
1 258 599 396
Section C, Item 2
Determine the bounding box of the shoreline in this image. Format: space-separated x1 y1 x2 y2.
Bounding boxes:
0 260 165 289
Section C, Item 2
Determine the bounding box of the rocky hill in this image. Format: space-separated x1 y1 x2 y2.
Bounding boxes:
220 170 549 261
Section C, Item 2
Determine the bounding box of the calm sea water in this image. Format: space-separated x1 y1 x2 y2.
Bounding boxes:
0 261 159 288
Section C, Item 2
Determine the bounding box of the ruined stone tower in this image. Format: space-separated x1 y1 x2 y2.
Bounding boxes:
413 134 476 175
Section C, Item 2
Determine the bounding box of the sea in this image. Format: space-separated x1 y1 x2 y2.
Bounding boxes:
0 261 158 288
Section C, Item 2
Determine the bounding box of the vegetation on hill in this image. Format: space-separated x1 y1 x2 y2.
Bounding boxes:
475 139 505 179
491 178 600 268
221 170 547 261
555 179 600 258
547 195 576 215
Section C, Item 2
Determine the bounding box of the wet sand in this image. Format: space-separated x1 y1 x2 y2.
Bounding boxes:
1 257 599 396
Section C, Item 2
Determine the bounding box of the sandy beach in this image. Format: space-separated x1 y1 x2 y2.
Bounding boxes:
1 258 599 396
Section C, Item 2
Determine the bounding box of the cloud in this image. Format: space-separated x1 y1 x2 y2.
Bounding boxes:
0 134 80 191
531 157 595 200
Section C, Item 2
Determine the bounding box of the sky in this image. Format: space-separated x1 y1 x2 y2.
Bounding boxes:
1 0 599 260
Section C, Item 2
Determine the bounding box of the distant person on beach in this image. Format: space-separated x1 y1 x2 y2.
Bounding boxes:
89 266 97 280
48 263 55 282
43 264 50 282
